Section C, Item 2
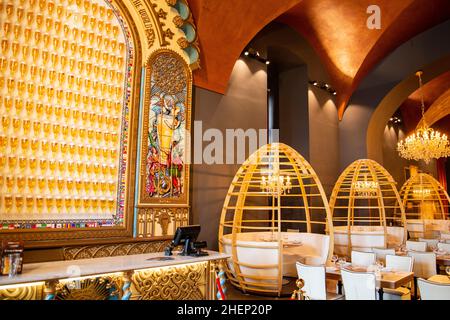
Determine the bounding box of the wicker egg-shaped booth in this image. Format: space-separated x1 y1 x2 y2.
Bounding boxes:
397 173 450 239
218 143 333 296
330 159 406 258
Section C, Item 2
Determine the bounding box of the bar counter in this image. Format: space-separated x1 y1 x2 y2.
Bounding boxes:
0 250 230 300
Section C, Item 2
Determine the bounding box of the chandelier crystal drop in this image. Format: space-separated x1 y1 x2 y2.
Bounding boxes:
397 71 450 164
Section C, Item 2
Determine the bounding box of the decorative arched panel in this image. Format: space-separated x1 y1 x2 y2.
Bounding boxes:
0 0 137 242
136 50 191 237
0 0 198 245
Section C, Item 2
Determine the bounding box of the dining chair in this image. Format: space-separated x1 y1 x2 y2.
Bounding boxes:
340 268 377 300
417 278 450 300
383 255 414 300
437 242 450 253
372 248 395 264
407 251 437 298
406 240 427 252
351 251 376 267
296 262 343 300
418 238 439 251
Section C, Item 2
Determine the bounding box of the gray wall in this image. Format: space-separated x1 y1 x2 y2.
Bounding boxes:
279 65 309 158
191 58 267 250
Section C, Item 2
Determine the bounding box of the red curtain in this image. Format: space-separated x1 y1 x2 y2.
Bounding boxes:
437 158 447 191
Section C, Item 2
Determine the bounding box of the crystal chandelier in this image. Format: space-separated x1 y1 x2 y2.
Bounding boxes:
397 71 450 164
352 174 379 197
412 187 432 199
260 172 292 195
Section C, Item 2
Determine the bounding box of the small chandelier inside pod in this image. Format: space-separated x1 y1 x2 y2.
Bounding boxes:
260 169 292 195
412 186 432 199
397 71 450 164
352 173 379 197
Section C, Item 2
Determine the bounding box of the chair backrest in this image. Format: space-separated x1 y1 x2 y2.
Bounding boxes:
372 248 395 263
296 262 326 300
406 240 427 252
341 268 377 300
417 278 450 300
406 220 425 238
385 254 413 272
418 238 439 251
351 251 376 267
437 242 450 253
407 251 437 278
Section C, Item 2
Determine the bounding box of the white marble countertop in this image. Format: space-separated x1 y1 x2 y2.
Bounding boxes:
0 250 230 286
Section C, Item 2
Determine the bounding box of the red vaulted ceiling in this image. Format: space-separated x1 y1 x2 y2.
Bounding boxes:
187 0 450 119
399 71 450 135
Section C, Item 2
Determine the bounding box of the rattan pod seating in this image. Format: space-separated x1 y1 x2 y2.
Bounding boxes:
329 159 406 258
218 143 333 296
397 173 450 239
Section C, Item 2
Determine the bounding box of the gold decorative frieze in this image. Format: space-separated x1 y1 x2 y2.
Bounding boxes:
130 0 173 47
0 283 44 300
62 240 171 260
136 207 189 237
177 37 189 49
56 278 112 300
131 262 207 300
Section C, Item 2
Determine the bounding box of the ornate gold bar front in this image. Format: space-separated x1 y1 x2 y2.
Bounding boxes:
0 251 229 300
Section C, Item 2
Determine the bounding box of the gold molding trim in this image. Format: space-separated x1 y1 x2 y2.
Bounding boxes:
136 207 189 237
0 284 44 300
131 262 208 300
62 240 171 260
130 0 172 47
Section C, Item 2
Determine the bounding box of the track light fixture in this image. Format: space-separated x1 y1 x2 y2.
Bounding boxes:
308 80 336 97
242 47 270 65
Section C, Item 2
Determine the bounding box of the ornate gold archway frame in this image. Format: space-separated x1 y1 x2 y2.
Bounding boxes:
0 0 196 246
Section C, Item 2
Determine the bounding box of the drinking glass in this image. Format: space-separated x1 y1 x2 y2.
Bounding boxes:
29 159 37 173
36 197 45 214
26 196 34 213
331 255 339 266
27 177 36 194
15 196 24 214
338 257 346 269
4 195 13 214
8 253 21 278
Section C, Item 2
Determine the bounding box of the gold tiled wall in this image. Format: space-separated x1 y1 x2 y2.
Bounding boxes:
0 0 128 224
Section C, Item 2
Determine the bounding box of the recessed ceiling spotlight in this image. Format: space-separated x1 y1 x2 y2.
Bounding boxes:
312 81 318 86
332 91 337 95
244 51 249 56
265 60 270 65
324 83 329 88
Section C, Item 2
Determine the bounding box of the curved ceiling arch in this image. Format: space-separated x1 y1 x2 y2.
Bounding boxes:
187 0 450 117
418 87 450 129
366 55 450 163
187 0 302 93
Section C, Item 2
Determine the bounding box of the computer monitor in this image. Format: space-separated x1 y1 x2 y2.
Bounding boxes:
172 225 201 256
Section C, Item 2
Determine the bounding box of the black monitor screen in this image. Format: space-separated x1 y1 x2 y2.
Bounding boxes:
172 225 201 246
